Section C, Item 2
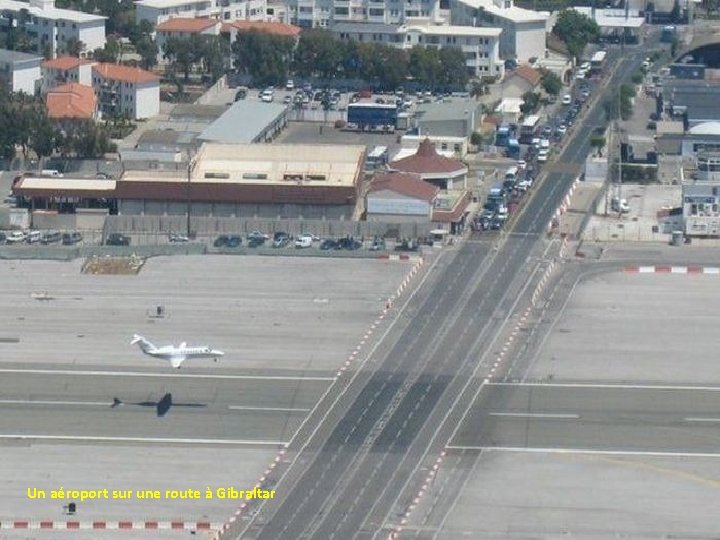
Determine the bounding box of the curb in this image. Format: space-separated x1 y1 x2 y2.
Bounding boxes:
624 265 720 274
0 521 219 530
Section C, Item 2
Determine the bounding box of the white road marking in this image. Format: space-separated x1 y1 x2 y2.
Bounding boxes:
228 406 311 413
685 417 720 423
490 382 720 391
0 368 334 382
488 412 579 419
0 399 111 406
0 434 287 445
446 445 720 458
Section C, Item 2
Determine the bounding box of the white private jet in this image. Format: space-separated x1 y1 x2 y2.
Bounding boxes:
131 334 224 368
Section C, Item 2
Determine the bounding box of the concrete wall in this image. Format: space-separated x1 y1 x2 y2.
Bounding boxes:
134 83 160 120
106 214 434 239
14 64 41 94
119 200 355 220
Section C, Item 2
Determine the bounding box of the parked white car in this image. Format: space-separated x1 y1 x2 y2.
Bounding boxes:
561 94 572 105
294 233 315 248
260 89 274 103
6 231 26 244
537 149 549 162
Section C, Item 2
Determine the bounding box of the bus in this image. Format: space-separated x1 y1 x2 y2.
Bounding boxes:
590 50 607 74
519 115 540 144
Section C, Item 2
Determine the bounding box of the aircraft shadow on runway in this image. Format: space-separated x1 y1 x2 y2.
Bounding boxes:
111 393 206 417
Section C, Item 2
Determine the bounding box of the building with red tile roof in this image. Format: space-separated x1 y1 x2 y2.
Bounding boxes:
46 83 97 120
92 64 160 119
221 20 301 41
366 172 439 223
41 56 96 93
389 139 468 190
156 17 220 33
155 18 222 65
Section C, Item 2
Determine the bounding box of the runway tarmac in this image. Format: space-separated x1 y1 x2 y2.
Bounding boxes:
452 382 720 454
0 370 329 444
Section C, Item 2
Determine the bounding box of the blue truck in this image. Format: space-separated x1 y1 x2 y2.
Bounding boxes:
496 125 511 147
347 103 398 131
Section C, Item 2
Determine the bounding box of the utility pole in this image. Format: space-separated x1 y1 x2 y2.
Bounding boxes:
186 155 195 238
616 84 623 203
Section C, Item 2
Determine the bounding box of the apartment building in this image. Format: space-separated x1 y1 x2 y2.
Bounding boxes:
155 17 221 63
135 0 266 26
92 63 160 120
450 0 548 63
0 0 106 58
0 48 42 94
40 55 94 92
289 0 446 27
332 21 503 77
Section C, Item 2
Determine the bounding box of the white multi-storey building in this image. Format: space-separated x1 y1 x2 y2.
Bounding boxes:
333 21 502 77
135 0 266 26
0 48 42 93
0 0 106 58
92 63 160 120
289 0 445 27
450 0 548 63
40 55 94 92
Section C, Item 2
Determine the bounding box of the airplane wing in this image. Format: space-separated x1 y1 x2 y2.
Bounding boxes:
170 355 186 369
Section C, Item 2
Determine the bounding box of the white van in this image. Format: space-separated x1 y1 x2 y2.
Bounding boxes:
40 169 63 178
26 231 42 244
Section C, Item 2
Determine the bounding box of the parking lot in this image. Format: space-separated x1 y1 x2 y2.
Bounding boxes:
0 255 413 532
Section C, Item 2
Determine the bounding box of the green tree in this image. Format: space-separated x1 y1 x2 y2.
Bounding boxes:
203 36 232 82
541 71 562 96
233 31 295 87
670 34 679 58
520 91 540 114
409 47 441 90
163 36 199 80
135 35 158 70
64 37 85 56
293 29 342 79
28 105 59 162
438 47 469 87
590 135 606 154
552 10 600 61
93 38 121 63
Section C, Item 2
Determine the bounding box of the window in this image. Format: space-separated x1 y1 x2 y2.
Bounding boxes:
283 173 304 181
335 6 348 14
242 173 268 180
306 174 326 181
205 172 230 179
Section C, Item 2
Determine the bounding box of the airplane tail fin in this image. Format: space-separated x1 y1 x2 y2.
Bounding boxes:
131 334 156 353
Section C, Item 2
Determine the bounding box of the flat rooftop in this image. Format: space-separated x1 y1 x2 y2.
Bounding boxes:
456 0 549 22
0 0 106 22
191 142 366 187
197 101 288 145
